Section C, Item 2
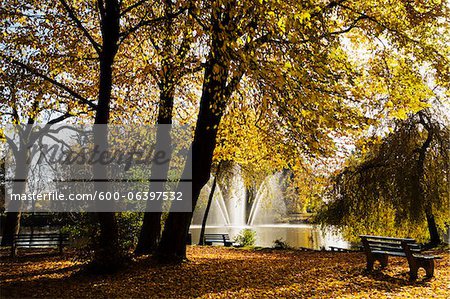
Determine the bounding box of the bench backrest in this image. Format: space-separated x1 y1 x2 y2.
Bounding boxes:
13 233 69 246
204 234 230 242
360 235 421 254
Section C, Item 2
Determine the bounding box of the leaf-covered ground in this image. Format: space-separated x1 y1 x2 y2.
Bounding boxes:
1 246 448 298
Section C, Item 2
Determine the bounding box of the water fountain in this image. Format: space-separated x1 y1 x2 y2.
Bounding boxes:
190 163 348 249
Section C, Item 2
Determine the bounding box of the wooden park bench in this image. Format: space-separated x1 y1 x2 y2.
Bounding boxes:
11 232 69 257
360 235 441 280
204 233 233 247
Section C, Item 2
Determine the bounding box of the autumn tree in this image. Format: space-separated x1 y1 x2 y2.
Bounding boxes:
318 106 450 246
1 0 184 270
134 0 201 254
0 63 94 246
157 0 449 261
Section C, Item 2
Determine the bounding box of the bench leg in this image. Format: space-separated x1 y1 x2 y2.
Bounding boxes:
424 261 434 278
405 258 418 281
378 254 388 269
406 257 434 280
409 267 419 281
366 255 375 271
366 254 388 271
11 244 17 257
417 259 435 278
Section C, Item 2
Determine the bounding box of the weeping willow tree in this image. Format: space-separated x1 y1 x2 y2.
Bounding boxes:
318 108 450 246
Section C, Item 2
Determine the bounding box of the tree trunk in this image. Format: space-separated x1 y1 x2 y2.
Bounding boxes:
135 89 174 255
156 6 238 261
156 53 229 261
1 139 30 246
90 0 123 271
416 113 441 247
425 207 440 247
198 166 220 245
1 212 21 246
134 0 178 255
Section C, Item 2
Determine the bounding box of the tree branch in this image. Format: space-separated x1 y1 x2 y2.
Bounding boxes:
59 0 102 55
328 15 368 35
1 54 97 110
47 112 74 124
121 0 148 16
119 7 188 44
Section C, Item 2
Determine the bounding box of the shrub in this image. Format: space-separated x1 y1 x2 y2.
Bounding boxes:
273 238 289 249
234 229 256 247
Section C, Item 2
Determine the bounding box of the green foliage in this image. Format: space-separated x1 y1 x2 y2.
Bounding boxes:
317 108 450 243
62 212 142 252
61 214 98 252
234 229 257 247
116 212 143 251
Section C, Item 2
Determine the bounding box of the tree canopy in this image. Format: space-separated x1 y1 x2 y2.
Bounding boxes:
318 105 450 244
1 0 449 264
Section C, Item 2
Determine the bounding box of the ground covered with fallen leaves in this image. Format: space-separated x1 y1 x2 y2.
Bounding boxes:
1 246 448 298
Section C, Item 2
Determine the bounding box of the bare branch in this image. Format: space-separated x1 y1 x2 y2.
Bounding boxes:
188 9 208 31
119 6 188 44
47 112 74 124
1 54 97 110
58 0 102 55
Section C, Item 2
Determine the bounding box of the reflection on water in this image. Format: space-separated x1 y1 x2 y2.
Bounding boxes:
191 169 349 250
189 224 348 250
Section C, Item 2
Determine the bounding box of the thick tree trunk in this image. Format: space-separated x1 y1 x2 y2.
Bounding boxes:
1 212 21 246
1 178 24 246
156 6 237 261
90 0 123 271
134 0 178 255
135 89 174 255
198 169 219 245
1 141 30 246
157 53 229 261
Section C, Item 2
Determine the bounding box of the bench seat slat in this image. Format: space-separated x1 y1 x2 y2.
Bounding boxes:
371 250 407 257
367 239 420 245
412 254 441 260
15 241 64 244
360 235 415 242
15 238 66 241
14 236 64 240
14 234 65 236
14 235 68 239
16 244 61 247
368 245 420 252
15 240 69 244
